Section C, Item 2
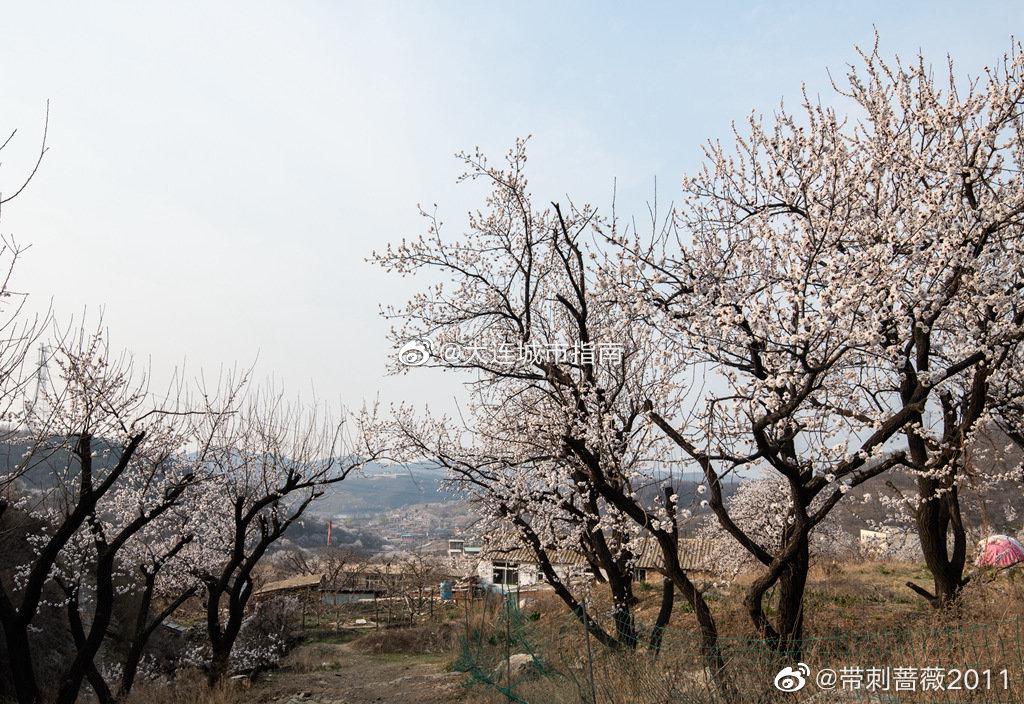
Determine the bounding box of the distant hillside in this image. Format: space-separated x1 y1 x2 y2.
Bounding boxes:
310 462 456 517
0 435 120 490
311 466 720 519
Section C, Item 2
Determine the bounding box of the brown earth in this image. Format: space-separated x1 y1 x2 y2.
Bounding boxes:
252 641 465 704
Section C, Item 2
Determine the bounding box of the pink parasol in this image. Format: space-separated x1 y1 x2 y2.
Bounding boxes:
975 535 1024 569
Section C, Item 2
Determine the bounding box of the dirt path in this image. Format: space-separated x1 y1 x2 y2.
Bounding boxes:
252 641 467 704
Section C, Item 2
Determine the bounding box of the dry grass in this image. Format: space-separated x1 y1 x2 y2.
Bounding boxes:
278 627 458 674
459 562 1024 703
118 562 1024 704
356 623 459 655
122 671 244 704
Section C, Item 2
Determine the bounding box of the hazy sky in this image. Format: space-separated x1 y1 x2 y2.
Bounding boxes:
0 1 1020 412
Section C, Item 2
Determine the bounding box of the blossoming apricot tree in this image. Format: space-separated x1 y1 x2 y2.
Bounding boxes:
619 41 1024 652
373 142 729 680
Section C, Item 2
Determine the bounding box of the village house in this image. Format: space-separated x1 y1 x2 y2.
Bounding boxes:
444 537 484 578
476 538 714 592
447 538 482 558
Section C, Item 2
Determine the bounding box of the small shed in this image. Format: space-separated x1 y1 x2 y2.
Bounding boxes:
253 573 325 599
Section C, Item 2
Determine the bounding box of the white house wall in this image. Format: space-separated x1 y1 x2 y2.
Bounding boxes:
477 559 578 590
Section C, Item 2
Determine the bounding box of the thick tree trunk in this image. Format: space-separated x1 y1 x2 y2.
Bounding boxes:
0 618 40 704
119 640 145 700
611 605 637 649
118 580 154 700
912 479 968 608
607 571 638 649
903 377 970 609
85 668 114 704
648 577 674 655
61 586 113 704
207 583 246 686
671 572 735 702
775 536 809 657
208 601 244 686
118 585 196 699
208 648 233 687
56 562 116 704
580 488 639 650
743 532 810 659
206 602 235 686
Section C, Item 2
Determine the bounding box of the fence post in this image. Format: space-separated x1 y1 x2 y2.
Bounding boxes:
464 588 470 644
582 594 597 704
505 593 512 701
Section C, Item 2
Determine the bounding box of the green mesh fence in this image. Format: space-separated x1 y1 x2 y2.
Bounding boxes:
453 591 1024 704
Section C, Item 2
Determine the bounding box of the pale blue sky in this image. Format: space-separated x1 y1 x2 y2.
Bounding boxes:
0 2 1019 411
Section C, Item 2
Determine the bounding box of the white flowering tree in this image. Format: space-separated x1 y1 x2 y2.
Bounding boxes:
193 386 380 685
0 331 241 704
843 46 1024 607
623 40 1024 649
373 142 732 684
109 476 233 699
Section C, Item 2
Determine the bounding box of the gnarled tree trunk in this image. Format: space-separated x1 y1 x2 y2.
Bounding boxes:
0 614 41 704
910 477 968 608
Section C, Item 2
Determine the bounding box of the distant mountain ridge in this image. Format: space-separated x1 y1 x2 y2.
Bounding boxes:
311 461 455 516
